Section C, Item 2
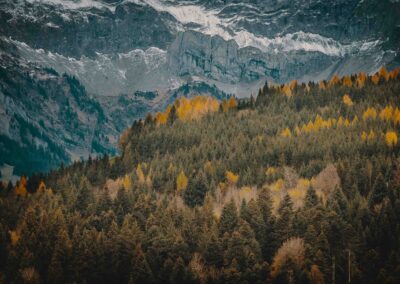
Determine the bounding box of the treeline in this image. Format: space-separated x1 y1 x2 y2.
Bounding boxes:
1 67 400 283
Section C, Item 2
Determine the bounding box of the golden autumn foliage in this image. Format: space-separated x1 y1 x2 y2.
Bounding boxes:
9 230 20 246
385 131 398 147
265 166 277 176
394 108 400 126
356 72 367 88
368 130 376 141
226 171 239 185
270 178 285 193
228 96 237 109
15 176 27 197
136 164 146 184
175 96 220 121
337 116 344 127
176 171 188 194
380 106 394 122
309 265 325 284
363 107 377 121
342 94 354 106
352 115 359 126
37 180 46 193
220 96 238 113
296 115 335 135
342 76 352 87
280 127 292 138
289 80 298 90
282 84 292 98
362 130 376 141
271 237 305 278
371 74 380 85
379 66 389 81
389 67 400 80
122 174 132 190
155 96 222 126
361 131 367 141
328 75 340 87
318 81 326 90
155 105 171 126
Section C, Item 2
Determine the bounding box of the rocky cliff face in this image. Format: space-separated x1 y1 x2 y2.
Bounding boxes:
0 1 178 57
0 0 399 176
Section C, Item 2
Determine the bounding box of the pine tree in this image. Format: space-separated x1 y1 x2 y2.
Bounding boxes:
276 194 294 243
219 200 238 236
257 187 276 259
131 245 154 284
304 185 319 208
184 170 208 207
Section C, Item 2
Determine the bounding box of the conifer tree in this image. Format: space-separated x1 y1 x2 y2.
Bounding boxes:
219 200 238 236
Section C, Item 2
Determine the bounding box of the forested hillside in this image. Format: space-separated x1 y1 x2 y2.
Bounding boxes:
1 68 400 283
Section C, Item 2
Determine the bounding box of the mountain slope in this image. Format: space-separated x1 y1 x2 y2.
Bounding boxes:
1 69 400 283
0 0 399 176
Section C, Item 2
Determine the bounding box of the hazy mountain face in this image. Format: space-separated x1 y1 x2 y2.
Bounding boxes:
0 0 399 176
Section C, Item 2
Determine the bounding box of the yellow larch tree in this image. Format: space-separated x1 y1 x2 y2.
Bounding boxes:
176 171 188 194
342 94 354 106
380 106 394 122
15 176 27 197
122 174 132 190
328 75 340 87
9 230 20 246
378 66 389 81
337 116 344 127
226 171 239 186
282 84 293 98
136 164 146 184
363 107 377 121
389 67 400 80
393 108 400 126
155 111 169 126
356 72 367 88
371 74 380 85
361 131 368 141
342 76 352 87
289 80 298 91
318 81 326 90
351 115 359 126
37 180 46 193
228 96 237 109
385 131 398 147
368 130 376 141
281 127 292 138
265 166 277 176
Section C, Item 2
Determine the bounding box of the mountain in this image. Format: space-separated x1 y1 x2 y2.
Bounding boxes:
1 0 400 176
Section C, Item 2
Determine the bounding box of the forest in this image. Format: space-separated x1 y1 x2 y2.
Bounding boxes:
1 67 400 283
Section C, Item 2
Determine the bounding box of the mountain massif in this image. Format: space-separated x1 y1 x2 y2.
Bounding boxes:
1 0 400 177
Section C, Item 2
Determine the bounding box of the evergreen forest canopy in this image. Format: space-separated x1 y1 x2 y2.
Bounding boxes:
1 67 400 283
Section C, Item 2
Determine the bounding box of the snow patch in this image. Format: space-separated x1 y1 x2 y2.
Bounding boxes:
45 22 60 28
140 0 372 57
26 0 117 12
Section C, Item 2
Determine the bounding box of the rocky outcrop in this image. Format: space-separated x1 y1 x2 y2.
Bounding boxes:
0 1 178 58
168 31 337 83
